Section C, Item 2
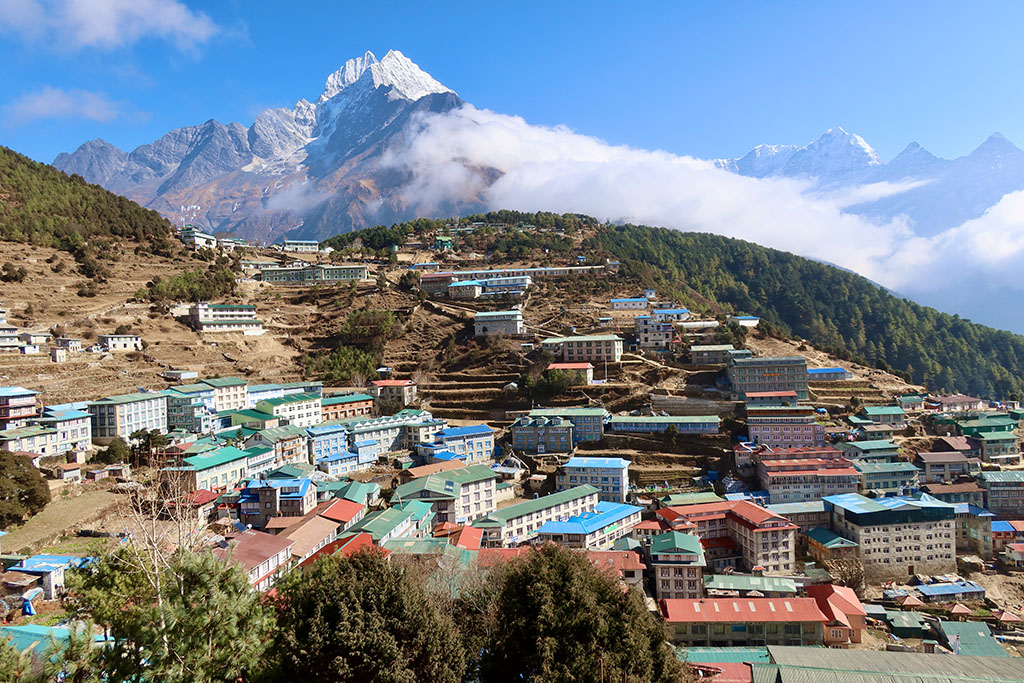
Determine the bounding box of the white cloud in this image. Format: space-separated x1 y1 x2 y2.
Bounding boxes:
380 105 1024 332
4 86 126 126
0 0 219 50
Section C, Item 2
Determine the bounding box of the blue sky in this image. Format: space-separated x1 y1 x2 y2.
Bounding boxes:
2 1 1023 164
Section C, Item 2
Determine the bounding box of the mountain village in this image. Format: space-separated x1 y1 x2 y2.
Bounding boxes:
1 218 1024 681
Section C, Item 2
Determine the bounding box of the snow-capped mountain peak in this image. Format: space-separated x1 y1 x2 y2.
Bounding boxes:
321 50 378 102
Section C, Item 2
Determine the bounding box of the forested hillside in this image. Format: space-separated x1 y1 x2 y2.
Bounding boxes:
588 224 1024 399
0 146 175 255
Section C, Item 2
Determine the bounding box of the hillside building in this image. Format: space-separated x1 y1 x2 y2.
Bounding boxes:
0 386 40 431
690 344 735 364
189 302 263 334
823 492 956 580
473 310 524 336
555 456 630 503
535 501 643 549
87 392 168 441
98 334 142 352
254 393 322 428
510 415 573 453
728 356 809 401
660 598 826 646
609 297 648 310
472 485 600 547
541 334 623 363
528 407 608 444
633 315 676 349
648 531 706 600
392 463 499 524
609 414 719 434
320 393 373 422
258 263 368 284
368 379 417 407
281 239 319 253
745 405 826 447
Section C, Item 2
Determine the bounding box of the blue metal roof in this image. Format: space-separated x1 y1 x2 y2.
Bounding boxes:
807 367 847 373
564 456 631 469
431 450 464 461
537 501 641 535
0 386 36 397
239 478 312 500
437 425 493 438
610 298 647 303
317 451 357 463
354 439 376 447
992 520 1015 532
954 503 995 517
916 581 984 597
656 308 690 314
14 555 93 573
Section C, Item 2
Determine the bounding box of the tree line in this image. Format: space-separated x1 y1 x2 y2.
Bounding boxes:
0 543 689 683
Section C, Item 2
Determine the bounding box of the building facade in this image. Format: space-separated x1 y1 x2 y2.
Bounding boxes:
728 356 809 401
556 456 630 503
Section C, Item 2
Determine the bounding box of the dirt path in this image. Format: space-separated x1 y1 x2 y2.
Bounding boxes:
2 489 120 554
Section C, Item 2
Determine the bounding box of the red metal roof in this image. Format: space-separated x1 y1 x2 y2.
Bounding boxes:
586 550 646 574
660 597 827 623
547 362 594 370
476 547 531 568
745 391 798 398
371 379 414 387
296 532 387 569
320 498 365 524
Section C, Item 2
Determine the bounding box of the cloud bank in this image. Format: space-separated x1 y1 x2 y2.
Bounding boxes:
3 86 136 126
381 105 1024 332
0 0 219 50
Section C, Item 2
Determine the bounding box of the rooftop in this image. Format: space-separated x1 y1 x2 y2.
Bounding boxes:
661 598 826 623
473 485 599 526
537 501 643 536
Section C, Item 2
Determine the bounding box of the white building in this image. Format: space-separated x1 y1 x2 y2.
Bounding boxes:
609 298 648 310
473 310 524 336
541 334 623 363
190 302 263 334
282 240 320 253
98 334 142 352
196 377 249 412
472 485 600 547
87 392 168 441
254 393 322 428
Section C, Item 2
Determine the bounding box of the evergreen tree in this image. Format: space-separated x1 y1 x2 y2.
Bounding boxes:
269 549 465 683
475 544 688 683
0 451 51 529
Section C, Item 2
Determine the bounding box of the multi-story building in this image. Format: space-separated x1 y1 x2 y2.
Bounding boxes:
197 377 249 412
540 335 623 363
368 379 417 407
214 530 294 592
757 458 859 503
254 393 322 428
859 405 907 425
528 407 608 444
246 383 284 407
556 456 630 503
728 356 809 401
54 337 83 353
238 478 318 529
660 598 826 646
33 406 92 457
689 344 735 364
979 471 1024 517
281 239 319 253
473 310 525 336
348 500 435 544
648 531 706 600
98 334 142 352
918 481 985 507
419 264 614 296
87 392 168 441
0 386 40 431
243 425 309 468
953 504 994 559
913 451 975 483
823 492 956 580
473 485 600 547
392 464 499 523
609 415 720 434
163 384 218 434
189 302 263 334
510 415 574 453
320 393 374 422
535 501 643 549
853 461 920 495
764 500 829 537
656 500 798 574
416 425 495 463
969 432 1021 464
651 308 690 322
840 440 900 462
633 315 675 349
258 263 368 284
176 445 251 491
745 405 825 447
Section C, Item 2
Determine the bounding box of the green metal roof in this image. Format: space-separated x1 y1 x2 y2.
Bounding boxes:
256 392 320 408
936 620 1009 658
321 393 373 406
609 415 719 424
677 646 769 664
853 461 920 474
690 344 735 352
973 431 1018 441
253 424 307 442
841 440 899 451
474 310 521 318
88 392 165 406
862 406 906 416
198 377 247 387
703 574 797 594
649 530 703 555
529 407 608 418
348 507 419 541
660 491 725 506
805 526 858 549
183 446 249 471
392 464 497 501
980 471 1024 482
472 485 598 526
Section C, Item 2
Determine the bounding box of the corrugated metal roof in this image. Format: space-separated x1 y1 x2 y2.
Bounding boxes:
763 645 1024 681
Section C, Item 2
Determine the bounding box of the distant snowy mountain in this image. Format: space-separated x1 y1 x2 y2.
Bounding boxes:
716 128 1024 236
53 50 462 242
